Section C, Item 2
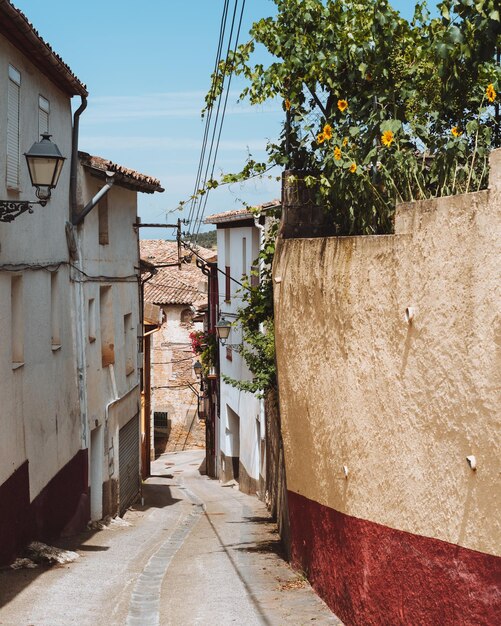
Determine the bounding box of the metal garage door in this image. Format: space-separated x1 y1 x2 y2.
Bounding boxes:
119 413 140 515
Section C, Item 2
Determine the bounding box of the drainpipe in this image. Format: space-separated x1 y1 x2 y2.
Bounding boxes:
72 173 115 226
68 95 89 453
70 96 87 219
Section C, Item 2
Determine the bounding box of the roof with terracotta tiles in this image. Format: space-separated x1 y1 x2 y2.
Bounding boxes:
0 1 88 97
140 240 216 265
140 240 215 306
204 199 281 224
144 271 201 306
79 152 164 194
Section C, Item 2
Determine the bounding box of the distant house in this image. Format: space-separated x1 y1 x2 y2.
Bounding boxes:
0 1 163 564
204 201 279 496
140 240 215 457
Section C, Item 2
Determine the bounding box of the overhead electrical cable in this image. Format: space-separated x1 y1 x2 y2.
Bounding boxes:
189 0 241 235
186 0 248 242
192 0 247 240
186 0 230 228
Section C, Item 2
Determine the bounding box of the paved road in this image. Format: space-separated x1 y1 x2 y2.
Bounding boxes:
0 449 342 626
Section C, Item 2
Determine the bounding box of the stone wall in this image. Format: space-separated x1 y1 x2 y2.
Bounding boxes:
151 304 204 452
273 149 501 625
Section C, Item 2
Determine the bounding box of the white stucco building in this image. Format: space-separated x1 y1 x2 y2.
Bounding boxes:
0 1 163 564
0 1 88 564
74 153 163 520
205 202 279 495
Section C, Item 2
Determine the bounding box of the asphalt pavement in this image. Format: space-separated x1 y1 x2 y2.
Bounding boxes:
0 449 342 626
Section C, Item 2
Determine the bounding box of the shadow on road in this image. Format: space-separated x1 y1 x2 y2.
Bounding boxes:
0 524 107 610
0 478 181 610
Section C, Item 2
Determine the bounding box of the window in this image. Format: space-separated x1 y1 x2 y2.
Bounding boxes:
7 65 21 189
88 298 96 343
250 264 260 288
224 229 231 302
50 271 61 350
225 267 231 302
11 275 23 367
98 193 109 245
124 313 134 376
242 237 247 279
180 308 193 323
226 345 232 361
100 286 115 367
38 95 50 135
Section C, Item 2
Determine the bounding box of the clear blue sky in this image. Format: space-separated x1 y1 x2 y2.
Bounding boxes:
14 0 423 238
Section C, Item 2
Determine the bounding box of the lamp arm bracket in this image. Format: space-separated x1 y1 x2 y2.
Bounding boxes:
0 199 46 223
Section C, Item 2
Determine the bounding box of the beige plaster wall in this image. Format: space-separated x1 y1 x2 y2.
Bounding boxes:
273 150 501 556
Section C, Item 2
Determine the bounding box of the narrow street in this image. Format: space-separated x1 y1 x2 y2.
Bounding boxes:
0 450 341 626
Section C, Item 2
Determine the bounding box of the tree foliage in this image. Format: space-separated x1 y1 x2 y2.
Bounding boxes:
207 0 500 235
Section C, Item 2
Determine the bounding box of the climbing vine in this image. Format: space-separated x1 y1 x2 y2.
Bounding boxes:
222 205 280 396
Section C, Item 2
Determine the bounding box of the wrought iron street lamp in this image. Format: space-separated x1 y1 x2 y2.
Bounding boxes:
193 360 203 379
0 134 65 223
215 317 231 343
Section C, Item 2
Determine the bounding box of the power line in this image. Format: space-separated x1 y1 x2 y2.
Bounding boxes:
190 0 241 233
192 0 247 240
186 0 230 228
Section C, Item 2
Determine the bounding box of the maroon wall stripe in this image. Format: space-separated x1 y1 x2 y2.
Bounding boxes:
288 490 501 626
0 450 89 565
31 449 89 540
0 462 31 564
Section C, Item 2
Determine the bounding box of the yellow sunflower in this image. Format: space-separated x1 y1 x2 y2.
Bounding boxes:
451 126 462 138
342 137 349 147
381 130 394 147
486 83 497 103
323 124 333 140
317 132 326 144
337 99 348 112
334 146 342 160
349 162 357 173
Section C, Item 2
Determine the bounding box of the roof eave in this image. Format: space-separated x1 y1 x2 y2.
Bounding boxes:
0 1 88 97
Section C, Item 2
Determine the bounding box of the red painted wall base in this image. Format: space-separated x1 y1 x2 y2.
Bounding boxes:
288 490 501 626
0 450 89 565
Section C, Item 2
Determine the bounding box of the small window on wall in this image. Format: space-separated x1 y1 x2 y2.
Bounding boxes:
124 313 135 376
39 95 50 135
250 264 260 288
242 237 247 279
98 193 109 245
180 308 193 323
11 275 23 367
100 286 115 367
50 271 61 350
88 298 96 343
226 345 232 361
7 65 21 189
225 266 231 302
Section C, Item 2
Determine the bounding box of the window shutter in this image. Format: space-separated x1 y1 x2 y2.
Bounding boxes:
39 95 49 135
7 75 20 189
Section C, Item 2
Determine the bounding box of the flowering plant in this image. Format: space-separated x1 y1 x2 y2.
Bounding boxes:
189 329 217 374
207 0 500 235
